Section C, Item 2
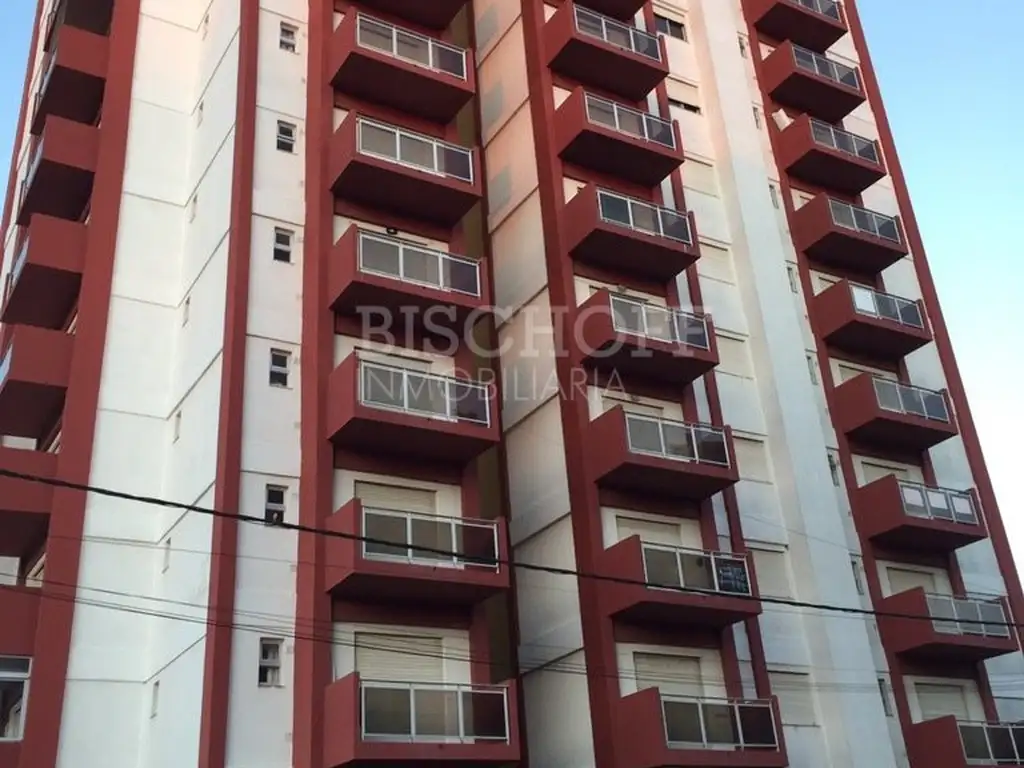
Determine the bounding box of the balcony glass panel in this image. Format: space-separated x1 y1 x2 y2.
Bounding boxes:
792 45 860 90
642 544 752 596
809 119 879 163
959 722 1024 765
872 378 949 423
361 681 510 743
362 507 499 569
849 285 924 328
898 481 978 526
662 696 778 750
584 94 675 148
356 15 468 79
925 594 1010 638
791 0 842 20
356 118 474 183
828 198 901 243
358 231 481 296
10 235 30 288
596 189 693 245
573 5 661 61
608 294 710 349
358 360 490 426
624 413 730 466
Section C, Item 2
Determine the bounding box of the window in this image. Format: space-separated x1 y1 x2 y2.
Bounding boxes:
827 451 841 487
752 106 762 129
750 547 791 599
269 349 291 387
273 227 294 263
201 13 209 39
265 484 287 526
279 22 297 52
806 353 818 384
173 411 182 442
196 100 204 126
0 657 30 740
738 35 748 58
188 193 198 222
182 296 190 326
150 681 160 718
851 557 864 595
878 678 894 717
786 264 799 293
276 121 296 153
258 639 283 686
769 184 780 209
654 15 686 41
162 539 171 573
668 97 701 114
769 670 817 726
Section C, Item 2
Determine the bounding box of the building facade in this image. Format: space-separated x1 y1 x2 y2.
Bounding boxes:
0 0 1021 767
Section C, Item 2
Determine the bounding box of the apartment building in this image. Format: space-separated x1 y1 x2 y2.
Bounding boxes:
0 0 1021 767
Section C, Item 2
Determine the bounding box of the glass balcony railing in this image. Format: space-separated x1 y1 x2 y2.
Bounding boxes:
573 5 661 62
597 189 692 245
792 44 860 90
357 230 481 297
609 293 709 349
641 543 752 596
660 694 779 751
957 720 1024 765
624 412 730 467
897 481 979 527
828 198 901 244
872 378 950 423
0 346 13 388
361 506 499 570
360 680 510 743
356 118 474 183
791 0 842 21
355 14 468 80
924 593 1010 639
809 118 879 164
584 93 675 149
848 284 923 329
358 359 490 426
10 235 30 288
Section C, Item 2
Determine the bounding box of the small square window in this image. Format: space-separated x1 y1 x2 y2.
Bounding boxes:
201 13 209 39
182 296 191 326
276 120 296 153
752 106 763 130
738 35 748 58
173 411 182 442
188 193 198 222
273 227 294 263
786 264 799 294
0 657 30 740
654 15 686 41
878 678 894 717
851 557 864 595
162 539 172 573
269 349 290 387
265 484 287 526
258 638 283 686
827 451 841 487
769 184 780 209
150 680 160 718
279 22 297 53
806 353 819 384
196 101 204 126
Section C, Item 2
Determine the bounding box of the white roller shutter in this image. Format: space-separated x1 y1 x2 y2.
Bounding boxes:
769 671 818 726
915 683 970 721
354 633 444 683
886 567 946 597
861 460 908 484
751 549 791 599
634 653 703 697
354 482 436 515
616 517 702 549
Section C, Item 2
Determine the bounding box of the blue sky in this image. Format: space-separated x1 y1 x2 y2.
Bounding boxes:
0 1 1020 563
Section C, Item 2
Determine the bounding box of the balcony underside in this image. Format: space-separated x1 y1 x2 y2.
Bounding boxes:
0 448 57 559
31 26 108 134
0 586 41 656
46 0 114 41
745 0 848 51
346 0 467 29
782 145 885 196
766 68 864 123
2 216 87 329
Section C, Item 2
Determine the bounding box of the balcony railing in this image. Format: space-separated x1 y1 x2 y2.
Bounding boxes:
925 593 1010 639
809 118 879 164
361 680 510 743
661 695 779 751
0 346 12 387
361 506 499 570
642 543 752 596
609 293 709 349
597 189 692 245
585 93 675 149
358 231 481 297
10 235 30 287
848 284 923 328
792 45 860 90
359 360 490 426
625 413 730 467
355 14 468 80
898 481 979 527
872 378 950 423
958 720 1024 765
357 118 474 183
828 198 901 243
791 0 842 21
574 5 661 61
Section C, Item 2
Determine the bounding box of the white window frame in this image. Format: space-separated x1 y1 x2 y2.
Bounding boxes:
0 657 30 742
279 22 298 52
276 120 297 153
273 227 294 263
258 638 284 687
265 484 287 526
269 349 291 387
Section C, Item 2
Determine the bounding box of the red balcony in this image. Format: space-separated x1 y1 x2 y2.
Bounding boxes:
324 498 509 607
0 326 74 440
792 195 908 273
0 448 58 560
345 0 466 30
42 0 114 47
327 355 498 465
761 42 865 123
564 185 698 281
589 406 738 501
599 537 761 629
15 117 98 227
323 673 520 767
854 475 986 553
0 586 40 656
777 115 884 195
812 280 930 359
30 24 107 136
832 374 957 452
578 290 718 387
616 688 787 768
909 716 1024 768
554 88 683 186
877 588 1017 663
2 216 85 330
545 3 668 101
330 115 482 228
744 0 847 52
330 13 475 124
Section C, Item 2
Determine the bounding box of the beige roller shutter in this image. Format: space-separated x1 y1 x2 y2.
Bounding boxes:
769 671 818 726
751 548 791 599
886 567 937 596
615 517 702 549
915 683 970 721
354 482 436 515
861 460 908 484
354 633 444 683
634 653 703 697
